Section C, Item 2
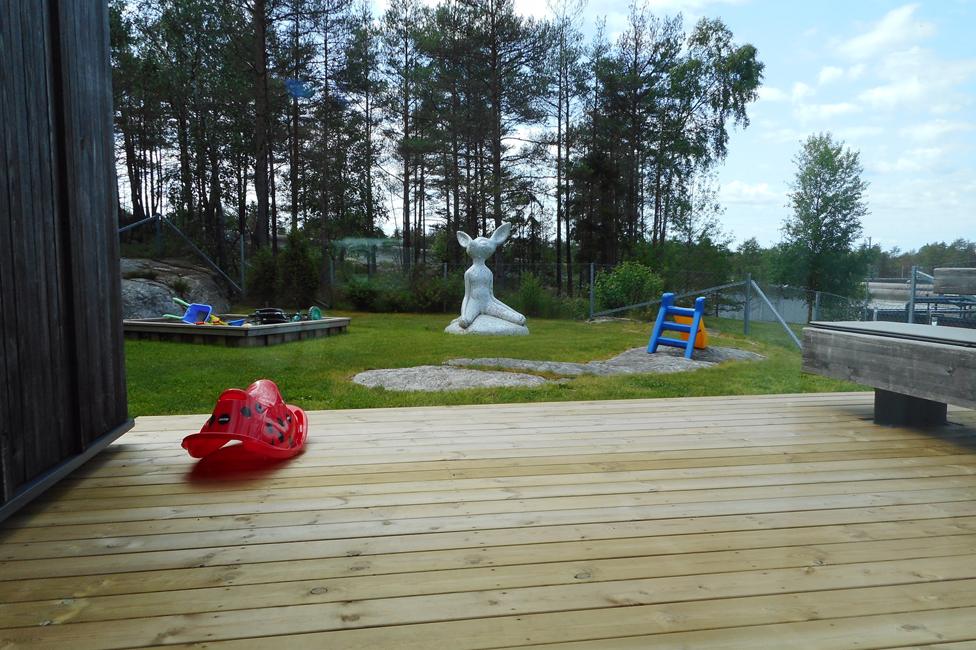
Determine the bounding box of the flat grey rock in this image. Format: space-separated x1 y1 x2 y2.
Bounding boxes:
447 345 763 377
445 314 529 336
353 365 547 392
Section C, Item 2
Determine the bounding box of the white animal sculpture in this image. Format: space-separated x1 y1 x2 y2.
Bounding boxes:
446 222 528 335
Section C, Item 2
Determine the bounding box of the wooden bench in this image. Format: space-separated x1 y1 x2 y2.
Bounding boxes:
802 321 976 425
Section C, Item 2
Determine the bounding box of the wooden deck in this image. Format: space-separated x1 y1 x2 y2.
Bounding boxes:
2 392 976 648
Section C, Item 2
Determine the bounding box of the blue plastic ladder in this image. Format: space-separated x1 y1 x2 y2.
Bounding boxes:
647 292 706 359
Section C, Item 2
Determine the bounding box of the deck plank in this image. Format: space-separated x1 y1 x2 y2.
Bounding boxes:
1 392 975 648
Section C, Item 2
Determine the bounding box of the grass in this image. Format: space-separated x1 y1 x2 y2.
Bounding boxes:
125 311 861 417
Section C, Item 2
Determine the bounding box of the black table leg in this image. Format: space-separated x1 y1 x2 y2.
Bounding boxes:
874 389 947 426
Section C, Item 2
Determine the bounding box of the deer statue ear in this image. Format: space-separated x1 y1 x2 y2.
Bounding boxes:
456 231 472 248
488 222 511 246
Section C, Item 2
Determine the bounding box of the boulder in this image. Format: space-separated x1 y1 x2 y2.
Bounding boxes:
121 258 231 320
444 314 529 336
120 279 177 320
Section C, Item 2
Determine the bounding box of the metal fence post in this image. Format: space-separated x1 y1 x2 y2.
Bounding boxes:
589 262 596 320
743 274 751 335
751 280 802 349
813 291 821 322
908 265 917 324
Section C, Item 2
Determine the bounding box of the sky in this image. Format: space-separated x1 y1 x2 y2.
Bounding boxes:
494 0 976 251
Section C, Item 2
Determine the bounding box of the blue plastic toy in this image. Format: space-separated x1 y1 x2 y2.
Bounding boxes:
163 302 213 324
647 293 706 359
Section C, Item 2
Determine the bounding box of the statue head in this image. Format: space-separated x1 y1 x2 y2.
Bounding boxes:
456 223 511 262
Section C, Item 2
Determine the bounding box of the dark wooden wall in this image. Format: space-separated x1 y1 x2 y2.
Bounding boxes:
1 0 132 520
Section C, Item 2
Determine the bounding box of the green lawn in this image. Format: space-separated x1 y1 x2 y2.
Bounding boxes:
125 311 861 416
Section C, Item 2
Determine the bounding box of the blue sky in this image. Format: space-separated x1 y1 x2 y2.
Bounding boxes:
514 0 976 251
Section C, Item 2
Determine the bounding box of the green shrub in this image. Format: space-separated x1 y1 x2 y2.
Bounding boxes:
246 247 278 306
246 233 321 307
515 273 547 317
344 278 380 311
277 231 320 306
595 261 663 312
171 276 191 299
337 270 466 314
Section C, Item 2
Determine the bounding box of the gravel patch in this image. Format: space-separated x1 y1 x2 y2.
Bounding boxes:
353 365 548 392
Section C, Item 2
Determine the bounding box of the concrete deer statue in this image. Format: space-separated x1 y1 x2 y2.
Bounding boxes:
446 222 528 335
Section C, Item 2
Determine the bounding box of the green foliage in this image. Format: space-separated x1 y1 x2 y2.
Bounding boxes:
170 276 191 298
515 273 546 317
276 232 320 307
731 237 768 281
246 248 278 306
246 233 320 307
780 132 869 312
594 262 663 311
338 271 464 314
499 273 588 320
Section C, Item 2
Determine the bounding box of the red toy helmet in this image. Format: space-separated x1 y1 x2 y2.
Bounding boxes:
182 379 308 459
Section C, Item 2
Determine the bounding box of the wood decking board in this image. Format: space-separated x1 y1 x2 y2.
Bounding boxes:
1 392 975 648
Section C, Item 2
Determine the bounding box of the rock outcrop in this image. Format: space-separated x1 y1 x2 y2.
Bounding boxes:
121 258 231 320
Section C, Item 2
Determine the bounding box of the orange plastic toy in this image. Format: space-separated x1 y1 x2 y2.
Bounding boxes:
672 314 708 349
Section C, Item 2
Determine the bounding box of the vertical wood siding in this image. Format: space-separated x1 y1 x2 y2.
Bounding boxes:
0 0 130 512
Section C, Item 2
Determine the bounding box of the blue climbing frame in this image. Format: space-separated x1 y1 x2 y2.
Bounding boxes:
647 292 706 360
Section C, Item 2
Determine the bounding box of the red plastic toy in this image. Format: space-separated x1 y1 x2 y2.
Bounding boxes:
182 379 308 459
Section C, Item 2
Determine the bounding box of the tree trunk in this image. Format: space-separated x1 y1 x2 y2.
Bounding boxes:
555 53 563 297
400 25 411 273
252 0 270 249
290 13 300 233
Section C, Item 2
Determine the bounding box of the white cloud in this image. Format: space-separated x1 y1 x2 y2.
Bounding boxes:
791 82 814 102
794 102 861 122
838 4 936 60
643 0 745 10
721 180 783 206
817 64 867 85
836 125 884 140
513 0 548 19
858 77 926 109
871 146 946 173
859 47 976 111
900 119 975 141
759 127 805 144
817 66 844 85
758 86 788 102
